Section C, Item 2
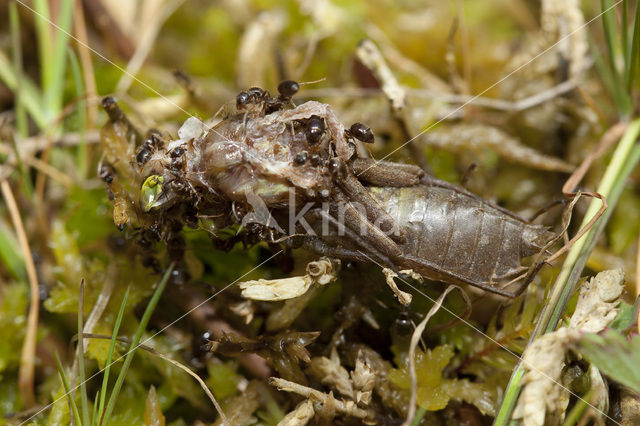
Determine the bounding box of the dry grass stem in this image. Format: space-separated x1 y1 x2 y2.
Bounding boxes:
402 285 459 426
1 180 39 408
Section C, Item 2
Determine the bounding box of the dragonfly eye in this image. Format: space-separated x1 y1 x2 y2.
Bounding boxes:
140 175 166 212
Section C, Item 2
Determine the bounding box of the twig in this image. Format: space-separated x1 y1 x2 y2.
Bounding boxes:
0 130 101 181
33 142 52 213
402 285 459 426
1 180 39 408
356 39 406 112
83 260 117 335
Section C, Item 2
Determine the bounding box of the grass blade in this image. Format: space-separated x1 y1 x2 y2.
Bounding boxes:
9 1 27 138
622 1 629 67
77 280 90 425
31 0 73 125
561 389 594 426
600 0 633 117
96 287 130 424
590 35 629 117
45 0 74 126
32 0 52 88
626 0 640 90
54 352 82 426
0 51 47 128
67 47 88 178
9 0 33 197
91 390 99 426
601 0 621 84
101 264 174 425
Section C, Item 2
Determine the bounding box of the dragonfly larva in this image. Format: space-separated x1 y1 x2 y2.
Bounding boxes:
99 81 555 296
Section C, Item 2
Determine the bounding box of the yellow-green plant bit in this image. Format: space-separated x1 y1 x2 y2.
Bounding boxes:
140 175 165 212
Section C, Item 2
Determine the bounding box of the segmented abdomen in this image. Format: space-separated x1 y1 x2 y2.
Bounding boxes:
369 185 551 286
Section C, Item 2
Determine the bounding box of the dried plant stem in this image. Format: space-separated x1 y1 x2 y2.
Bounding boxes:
402 285 459 426
269 377 374 420
1 180 39 408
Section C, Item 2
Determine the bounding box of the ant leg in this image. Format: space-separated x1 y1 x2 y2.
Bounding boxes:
349 158 424 187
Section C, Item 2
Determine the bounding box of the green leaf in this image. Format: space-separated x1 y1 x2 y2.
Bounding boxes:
609 297 640 331
577 330 640 393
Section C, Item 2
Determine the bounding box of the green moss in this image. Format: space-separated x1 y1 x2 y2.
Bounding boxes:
0 283 28 374
206 360 242 401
